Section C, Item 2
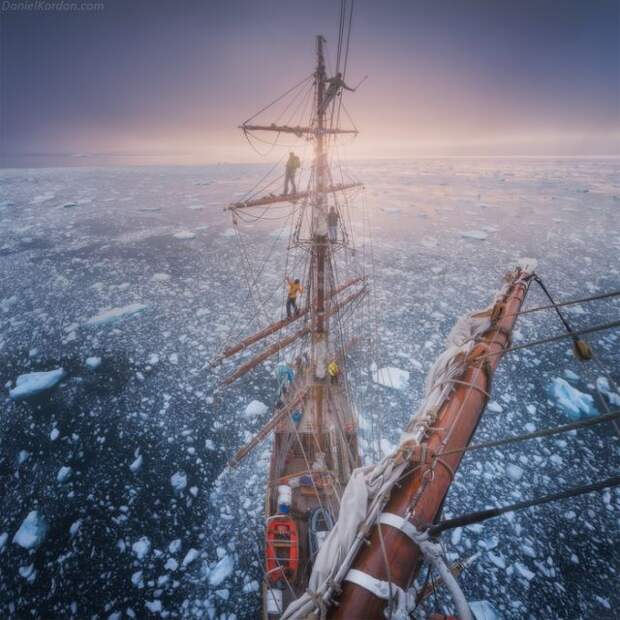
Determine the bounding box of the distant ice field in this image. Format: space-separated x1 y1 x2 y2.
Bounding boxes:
0 159 619 619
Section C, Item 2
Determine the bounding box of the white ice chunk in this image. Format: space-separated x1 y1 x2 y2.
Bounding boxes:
0 532 8 550
164 558 178 571
372 366 410 390
460 230 488 241
487 401 503 413
13 511 47 549
182 548 200 567
57 466 72 483
85 304 147 327
245 400 268 418
549 377 597 419
470 600 501 620
208 554 234 586
145 601 162 613
514 561 535 580
173 230 196 240
152 273 171 282
10 368 66 400
596 377 620 406
130 455 143 473
85 356 102 370
506 464 524 482
171 471 187 492
132 536 151 560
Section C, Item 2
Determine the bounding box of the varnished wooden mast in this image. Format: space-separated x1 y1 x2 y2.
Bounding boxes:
312 35 329 443
329 268 533 619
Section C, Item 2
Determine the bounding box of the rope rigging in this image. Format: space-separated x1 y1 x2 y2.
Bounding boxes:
428 475 620 536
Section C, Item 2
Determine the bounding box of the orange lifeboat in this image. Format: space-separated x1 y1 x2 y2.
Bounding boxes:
265 516 299 583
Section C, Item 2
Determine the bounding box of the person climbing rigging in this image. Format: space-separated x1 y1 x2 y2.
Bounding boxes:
327 360 339 384
283 152 301 196
319 72 355 114
327 206 339 242
286 277 303 319
276 362 295 395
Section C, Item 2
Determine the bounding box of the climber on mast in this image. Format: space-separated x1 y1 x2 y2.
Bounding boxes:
328 206 339 242
285 277 303 319
318 72 355 114
283 151 301 195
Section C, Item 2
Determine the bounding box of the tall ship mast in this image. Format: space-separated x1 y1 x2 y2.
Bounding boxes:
212 9 620 620
216 29 366 618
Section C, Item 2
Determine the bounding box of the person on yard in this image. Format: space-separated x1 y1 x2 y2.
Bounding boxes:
286 277 303 319
319 72 356 114
327 360 339 384
284 152 301 195
276 362 295 395
327 206 339 242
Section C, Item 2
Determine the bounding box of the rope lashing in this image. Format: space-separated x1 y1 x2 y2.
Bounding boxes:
533 275 592 361
428 475 620 536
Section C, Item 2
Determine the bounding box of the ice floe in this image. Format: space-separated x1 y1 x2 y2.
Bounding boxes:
132 536 151 560
57 466 72 483
460 230 488 241
13 511 47 549
208 554 234 586
372 366 410 390
173 230 196 240
245 400 268 418
549 377 597 419
85 356 102 370
470 600 500 619
85 303 147 327
171 471 187 492
9 368 66 400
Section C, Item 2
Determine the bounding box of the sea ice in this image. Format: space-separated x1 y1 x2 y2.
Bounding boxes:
132 536 151 560
506 464 524 482
85 304 147 327
245 400 268 418
182 548 199 567
549 377 597 419
470 600 500 619
596 377 620 406
129 455 143 473
171 471 187 492
152 273 171 282
487 401 503 413
372 366 409 390
515 562 535 580
85 356 102 370
208 554 234 586
9 368 66 400
13 511 47 549
145 601 162 613
460 230 488 241
0 532 8 550
173 230 196 240
57 466 72 483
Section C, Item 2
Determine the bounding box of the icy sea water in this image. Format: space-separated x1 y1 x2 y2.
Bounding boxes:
0 159 619 619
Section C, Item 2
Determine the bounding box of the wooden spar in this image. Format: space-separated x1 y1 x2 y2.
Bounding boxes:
228 389 308 467
241 123 358 136
329 267 533 619
220 286 367 386
212 276 367 365
225 182 362 211
222 326 310 385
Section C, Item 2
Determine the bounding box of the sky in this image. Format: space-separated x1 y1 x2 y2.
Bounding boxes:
0 0 618 167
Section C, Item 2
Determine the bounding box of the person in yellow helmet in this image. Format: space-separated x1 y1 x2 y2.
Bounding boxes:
327 360 339 384
286 277 303 319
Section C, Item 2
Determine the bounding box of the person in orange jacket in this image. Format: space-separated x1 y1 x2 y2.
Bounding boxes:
286 277 303 319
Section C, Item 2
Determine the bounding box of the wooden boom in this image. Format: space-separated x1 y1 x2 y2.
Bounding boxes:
226 183 363 211
228 389 308 467
241 123 358 137
329 267 533 619
221 285 367 385
212 276 367 365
